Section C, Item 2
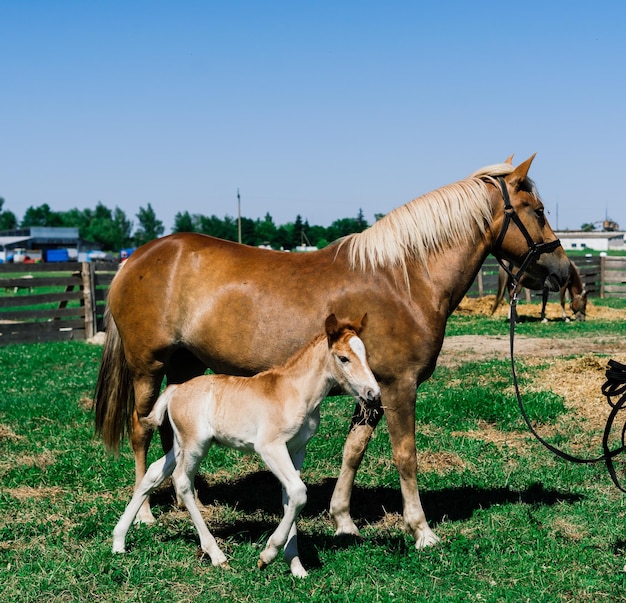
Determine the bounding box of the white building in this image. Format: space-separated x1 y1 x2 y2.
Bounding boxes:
555 231 625 252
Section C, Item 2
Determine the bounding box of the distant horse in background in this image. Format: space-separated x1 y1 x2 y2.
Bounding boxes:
492 259 587 322
95 154 570 550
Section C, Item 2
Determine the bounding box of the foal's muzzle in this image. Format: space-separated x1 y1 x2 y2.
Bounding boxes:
360 387 381 407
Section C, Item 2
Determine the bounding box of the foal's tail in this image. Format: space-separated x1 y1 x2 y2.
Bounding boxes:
94 306 134 455
491 266 509 315
142 385 178 430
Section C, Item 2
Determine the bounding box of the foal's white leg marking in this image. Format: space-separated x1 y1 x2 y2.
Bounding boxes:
256 444 308 573
282 447 307 578
172 443 229 568
112 448 177 553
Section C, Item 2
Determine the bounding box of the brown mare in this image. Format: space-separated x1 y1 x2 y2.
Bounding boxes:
95 154 570 549
112 314 380 577
492 258 587 322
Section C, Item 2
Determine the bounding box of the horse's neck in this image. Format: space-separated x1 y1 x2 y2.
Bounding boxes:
568 267 584 295
412 235 491 315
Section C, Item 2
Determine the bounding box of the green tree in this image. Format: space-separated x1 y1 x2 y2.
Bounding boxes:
196 214 238 241
133 203 164 247
21 203 63 227
0 198 17 230
255 213 278 247
173 211 197 233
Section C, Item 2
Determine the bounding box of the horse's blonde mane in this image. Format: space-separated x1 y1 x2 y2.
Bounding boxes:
342 162 517 286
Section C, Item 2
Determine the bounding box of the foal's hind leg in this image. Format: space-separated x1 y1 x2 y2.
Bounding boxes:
173 442 229 568
113 448 177 552
330 401 383 537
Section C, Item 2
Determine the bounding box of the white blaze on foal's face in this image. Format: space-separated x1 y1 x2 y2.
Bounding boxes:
333 334 378 400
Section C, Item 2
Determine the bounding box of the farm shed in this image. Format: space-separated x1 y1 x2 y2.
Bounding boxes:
0 226 99 262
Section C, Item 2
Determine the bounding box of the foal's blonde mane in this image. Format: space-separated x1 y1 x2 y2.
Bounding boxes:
342 162 518 286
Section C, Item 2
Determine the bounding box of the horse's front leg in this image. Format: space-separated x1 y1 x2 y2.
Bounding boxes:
385 386 439 549
329 401 384 537
130 374 162 524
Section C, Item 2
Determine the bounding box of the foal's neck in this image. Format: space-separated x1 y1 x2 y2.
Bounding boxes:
275 335 335 410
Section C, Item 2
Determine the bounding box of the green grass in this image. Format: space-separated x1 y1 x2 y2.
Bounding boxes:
446 296 626 338
2 340 626 601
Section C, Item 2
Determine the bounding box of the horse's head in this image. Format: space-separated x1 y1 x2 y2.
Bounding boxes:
325 313 381 407
570 290 588 321
488 154 570 292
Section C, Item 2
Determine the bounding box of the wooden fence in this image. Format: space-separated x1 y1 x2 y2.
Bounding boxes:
0 262 118 346
465 256 626 300
1 255 625 346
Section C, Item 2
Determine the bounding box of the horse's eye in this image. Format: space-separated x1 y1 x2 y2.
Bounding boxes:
535 208 546 225
338 356 350 364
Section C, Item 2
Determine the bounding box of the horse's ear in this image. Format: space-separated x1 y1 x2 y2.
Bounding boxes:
504 154 514 165
506 153 536 188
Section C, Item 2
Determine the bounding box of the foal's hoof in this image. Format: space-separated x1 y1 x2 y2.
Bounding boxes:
258 558 268 571
415 531 441 549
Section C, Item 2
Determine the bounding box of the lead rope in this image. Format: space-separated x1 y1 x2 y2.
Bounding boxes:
508 293 626 492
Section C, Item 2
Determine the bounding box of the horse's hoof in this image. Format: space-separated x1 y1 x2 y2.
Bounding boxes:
258 558 268 570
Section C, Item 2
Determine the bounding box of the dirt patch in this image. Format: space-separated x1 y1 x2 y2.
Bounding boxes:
439 297 626 453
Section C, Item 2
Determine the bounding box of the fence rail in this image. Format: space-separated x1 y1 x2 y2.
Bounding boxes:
1 254 625 346
0 262 117 346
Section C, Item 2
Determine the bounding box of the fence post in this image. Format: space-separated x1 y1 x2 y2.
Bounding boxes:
81 262 97 339
600 255 606 299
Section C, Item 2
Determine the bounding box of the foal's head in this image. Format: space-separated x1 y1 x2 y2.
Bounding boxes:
324 313 381 406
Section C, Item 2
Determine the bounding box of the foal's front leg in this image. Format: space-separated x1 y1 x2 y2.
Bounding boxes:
257 444 308 576
282 447 307 578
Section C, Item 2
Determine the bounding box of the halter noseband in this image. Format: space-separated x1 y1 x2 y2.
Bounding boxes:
493 176 561 284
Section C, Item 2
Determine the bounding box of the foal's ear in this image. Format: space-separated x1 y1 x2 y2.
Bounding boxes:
504 154 514 165
351 312 368 334
325 313 339 337
506 153 536 188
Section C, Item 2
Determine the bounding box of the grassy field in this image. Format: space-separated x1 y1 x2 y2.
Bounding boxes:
2 304 626 602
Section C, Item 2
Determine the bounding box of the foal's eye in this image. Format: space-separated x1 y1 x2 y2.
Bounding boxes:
338 356 350 364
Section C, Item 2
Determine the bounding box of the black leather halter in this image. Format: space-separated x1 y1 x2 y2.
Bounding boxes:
493 176 561 284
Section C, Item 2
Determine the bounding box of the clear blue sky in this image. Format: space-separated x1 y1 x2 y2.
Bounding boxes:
2 1 625 234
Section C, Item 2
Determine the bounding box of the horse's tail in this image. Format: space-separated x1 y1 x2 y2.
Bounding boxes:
142 385 177 430
94 306 134 455
491 266 509 315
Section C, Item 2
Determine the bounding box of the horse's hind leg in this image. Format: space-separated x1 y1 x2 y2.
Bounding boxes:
131 373 164 524
329 401 383 537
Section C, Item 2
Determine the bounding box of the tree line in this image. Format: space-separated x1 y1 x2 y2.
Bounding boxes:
0 197 375 251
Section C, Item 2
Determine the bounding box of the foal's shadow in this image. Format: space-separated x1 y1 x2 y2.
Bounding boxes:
151 470 582 568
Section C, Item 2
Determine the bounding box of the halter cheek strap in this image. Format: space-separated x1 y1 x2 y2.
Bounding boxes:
493 176 561 285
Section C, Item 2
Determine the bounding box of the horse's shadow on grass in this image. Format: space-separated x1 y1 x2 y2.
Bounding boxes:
149 470 582 569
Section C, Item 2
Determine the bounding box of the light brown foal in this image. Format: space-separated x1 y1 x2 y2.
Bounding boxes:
112 314 380 577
